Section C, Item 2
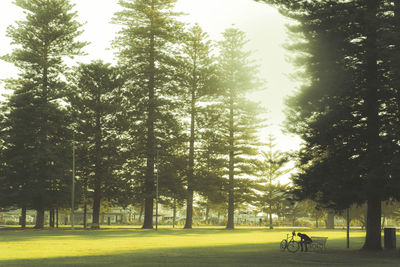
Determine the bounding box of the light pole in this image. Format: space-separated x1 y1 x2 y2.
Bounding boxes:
155 150 159 231
346 207 350 248
71 134 75 230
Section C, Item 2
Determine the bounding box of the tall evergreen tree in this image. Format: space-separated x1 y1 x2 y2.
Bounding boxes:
179 24 216 229
0 104 7 210
217 27 264 229
112 0 184 229
195 103 228 220
156 138 186 226
1 0 86 228
68 61 125 229
254 135 291 229
260 0 400 249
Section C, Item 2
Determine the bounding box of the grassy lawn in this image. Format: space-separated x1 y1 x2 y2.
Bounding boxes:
0 226 399 266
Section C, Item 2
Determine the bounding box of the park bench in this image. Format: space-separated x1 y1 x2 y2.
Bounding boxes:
310 236 328 252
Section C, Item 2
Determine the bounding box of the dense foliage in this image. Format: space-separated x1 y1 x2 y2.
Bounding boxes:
1 0 86 228
259 0 400 250
0 0 267 230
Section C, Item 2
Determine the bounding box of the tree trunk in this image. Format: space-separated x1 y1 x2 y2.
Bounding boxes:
185 80 196 229
206 206 210 225
83 201 87 229
173 198 177 228
139 202 144 222
83 182 87 228
269 206 273 229
92 180 101 229
91 87 104 230
362 0 382 251
49 208 55 228
56 208 59 228
35 45 48 231
326 211 335 229
363 198 382 249
226 90 235 230
184 190 193 229
38 45 48 231
34 207 45 229
20 206 26 229
143 7 156 229
142 173 154 229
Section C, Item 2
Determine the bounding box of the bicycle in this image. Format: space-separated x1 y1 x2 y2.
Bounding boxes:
280 231 300 253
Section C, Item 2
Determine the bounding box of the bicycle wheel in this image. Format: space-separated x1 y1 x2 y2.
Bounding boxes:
287 240 299 253
280 240 287 251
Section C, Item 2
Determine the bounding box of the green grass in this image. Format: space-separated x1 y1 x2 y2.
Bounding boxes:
0 226 399 266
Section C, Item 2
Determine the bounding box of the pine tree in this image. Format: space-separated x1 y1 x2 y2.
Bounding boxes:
112 0 185 229
68 60 125 229
0 104 7 210
260 0 399 249
255 135 291 229
178 24 217 229
2 0 86 228
195 103 228 220
217 27 265 229
156 141 186 227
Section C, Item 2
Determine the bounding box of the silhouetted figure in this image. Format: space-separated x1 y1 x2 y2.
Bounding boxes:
297 232 312 252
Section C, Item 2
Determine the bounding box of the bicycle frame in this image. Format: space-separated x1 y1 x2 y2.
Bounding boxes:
280 231 300 253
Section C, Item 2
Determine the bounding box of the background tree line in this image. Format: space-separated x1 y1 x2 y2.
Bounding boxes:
0 0 280 230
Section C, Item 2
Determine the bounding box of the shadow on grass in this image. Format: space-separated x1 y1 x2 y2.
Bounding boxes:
1 240 400 267
1 227 398 266
0 227 296 242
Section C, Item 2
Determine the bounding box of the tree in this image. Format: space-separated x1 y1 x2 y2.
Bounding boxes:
337 204 367 230
0 104 9 211
278 198 308 226
0 90 35 222
1 0 86 228
112 0 185 229
194 103 228 223
303 200 327 228
254 135 291 229
260 0 400 249
217 27 265 229
1 80 74 228
68 60 125 229
258 182 288 228
178 24 217 229
325 210 335 229
157 149 186 228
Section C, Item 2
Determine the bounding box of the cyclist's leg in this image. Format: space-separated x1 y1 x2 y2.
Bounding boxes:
306 240 313 252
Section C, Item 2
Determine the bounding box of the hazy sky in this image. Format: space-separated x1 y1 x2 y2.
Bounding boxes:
0 0 301 154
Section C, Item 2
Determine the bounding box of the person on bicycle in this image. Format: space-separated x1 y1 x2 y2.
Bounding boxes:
297 232 312 252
